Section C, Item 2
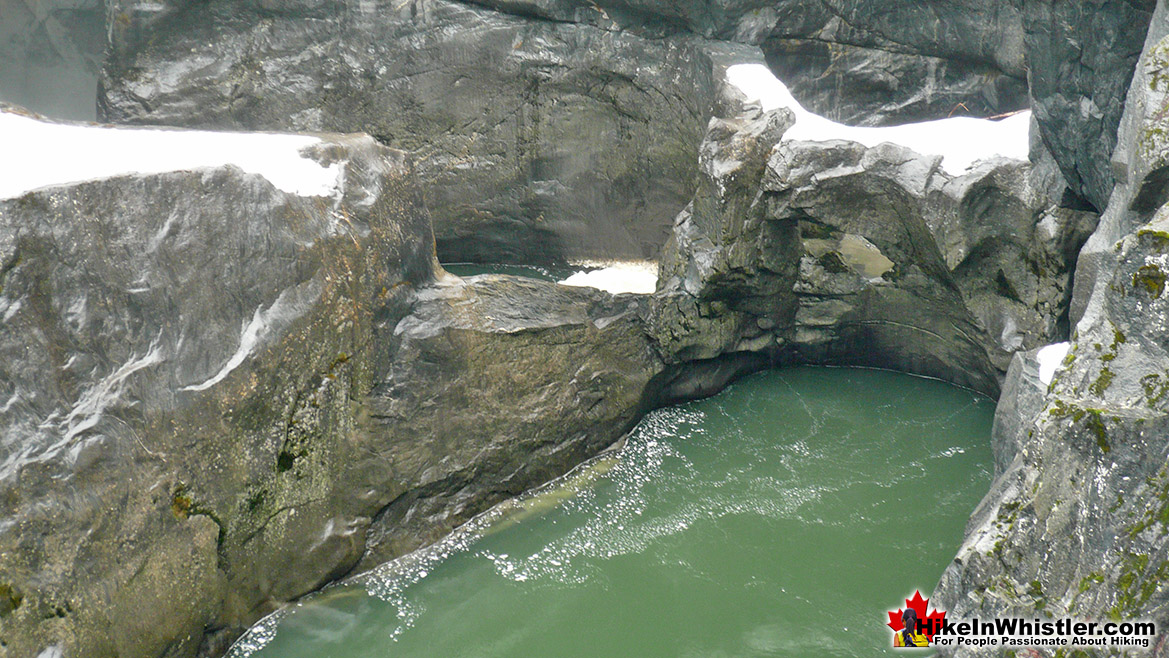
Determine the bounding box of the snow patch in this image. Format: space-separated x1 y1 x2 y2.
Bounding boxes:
559 261 658 295
1036 342 1071 385
724 63 1030 176
0 111 343 199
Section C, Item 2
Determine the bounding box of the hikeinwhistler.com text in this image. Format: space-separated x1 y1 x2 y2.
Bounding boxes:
925 617 1158 649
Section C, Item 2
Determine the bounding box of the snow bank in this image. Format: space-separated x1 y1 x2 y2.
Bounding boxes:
1036 342 1071 385
559 261 658 295
0 111 342 199
724 63 1030 175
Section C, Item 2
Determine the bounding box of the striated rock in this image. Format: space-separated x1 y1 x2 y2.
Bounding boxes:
762 38 1028 127
1024 0 1156 212
99 0 717 265
936 5 1169 651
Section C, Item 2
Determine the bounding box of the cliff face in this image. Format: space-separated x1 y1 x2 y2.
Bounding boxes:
649 51 1092 399
98 0 718 265
935 4 1169 650
5 0 1169 656
0 123 437 656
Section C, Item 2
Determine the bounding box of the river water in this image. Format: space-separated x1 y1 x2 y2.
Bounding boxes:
231 367 993 657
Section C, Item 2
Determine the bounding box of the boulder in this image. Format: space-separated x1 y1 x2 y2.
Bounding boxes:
358 275 662 569
0 112 438 657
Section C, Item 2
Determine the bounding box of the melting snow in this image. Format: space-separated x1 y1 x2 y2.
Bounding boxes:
559 261 658 295
1036 342 1071 385
0 110 343 199
725 63 1031 175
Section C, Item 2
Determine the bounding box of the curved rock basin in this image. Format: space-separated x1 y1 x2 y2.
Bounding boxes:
231 367 992 657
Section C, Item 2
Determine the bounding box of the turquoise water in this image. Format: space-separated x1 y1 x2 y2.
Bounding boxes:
232 367 994 657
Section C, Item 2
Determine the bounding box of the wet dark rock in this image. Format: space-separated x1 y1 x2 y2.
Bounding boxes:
762 39 1029 127
99 0 718 265
650 49 1090 399
1024 0 1156 213
935 6 1169 649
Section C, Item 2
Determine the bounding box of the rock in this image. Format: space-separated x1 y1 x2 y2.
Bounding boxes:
1072 0 1169 327
935 6 1169 648
1024 0 1156 212
358 274 662 568
0 112 437 657
926 158 1097 372
652 48 1090 398
98 0 719 265
762 38 1029 126
0 109 668 657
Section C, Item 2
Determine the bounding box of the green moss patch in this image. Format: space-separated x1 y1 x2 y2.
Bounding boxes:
1133 264 1167 299
0 584 22 617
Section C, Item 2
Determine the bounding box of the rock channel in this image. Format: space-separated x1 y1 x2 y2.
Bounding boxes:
3 0 1169 656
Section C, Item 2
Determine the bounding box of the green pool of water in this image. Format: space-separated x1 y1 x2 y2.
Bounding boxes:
231 367 994 658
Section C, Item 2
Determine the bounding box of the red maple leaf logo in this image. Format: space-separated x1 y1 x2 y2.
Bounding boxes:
887 590 946 642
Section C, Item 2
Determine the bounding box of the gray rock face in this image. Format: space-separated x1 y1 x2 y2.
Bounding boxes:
99 0 717 265
650 50 1091 398
0 125 438 657
1024 0 1156 212
1072 0 1169 328
358 275 662 569
94 0 1048 268
935 6 1169 650
0 0 104 121
466 0 1027 78
762 39 1029 127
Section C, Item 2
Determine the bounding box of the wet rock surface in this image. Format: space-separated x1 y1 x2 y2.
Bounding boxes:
935 5 1169 653
1024 0 1156 213
358 275 662 570
762 38 1029 127
0 127 438 657
650 50 1091 399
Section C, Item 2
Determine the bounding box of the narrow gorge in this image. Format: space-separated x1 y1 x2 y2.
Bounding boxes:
0 0 1166 656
